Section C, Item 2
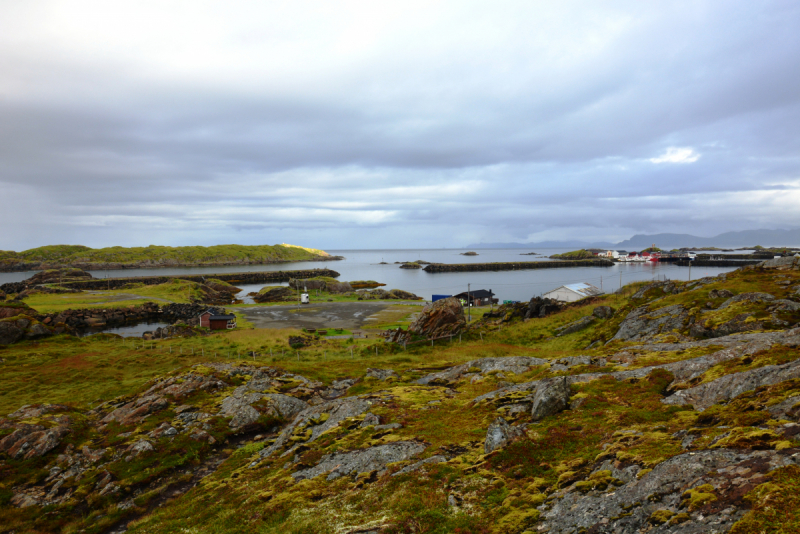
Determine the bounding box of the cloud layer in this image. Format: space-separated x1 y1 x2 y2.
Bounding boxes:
1 0 800 250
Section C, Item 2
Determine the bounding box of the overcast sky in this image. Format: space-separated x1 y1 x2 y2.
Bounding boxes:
2 1 799 251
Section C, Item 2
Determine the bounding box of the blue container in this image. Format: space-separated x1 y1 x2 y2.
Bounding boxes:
432 294 452 302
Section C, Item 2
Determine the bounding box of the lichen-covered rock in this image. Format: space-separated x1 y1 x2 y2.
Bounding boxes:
102 374 225 426
611 304 690 342
126 439 154 458
219 382 310 429
539 449 800 534
416 356 546 385
484 417 524 454
292 441 427 481
101 394 170 426
531 377 570 421
259 397 372 459
0 424 71 460
663 358 800 411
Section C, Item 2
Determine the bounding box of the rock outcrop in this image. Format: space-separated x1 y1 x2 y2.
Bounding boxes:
415 356 547 385
664 357 800 411
611 304 691 342
253 286 295 303
406 297 466 340
540 449 800 534
292 441 427 481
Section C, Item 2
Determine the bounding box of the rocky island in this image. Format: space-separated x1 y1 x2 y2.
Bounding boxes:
0 243 342 272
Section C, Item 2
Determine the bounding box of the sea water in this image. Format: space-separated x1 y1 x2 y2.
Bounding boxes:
0 248 745 303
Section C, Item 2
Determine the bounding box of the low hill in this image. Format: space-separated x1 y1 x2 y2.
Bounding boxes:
0 243 338 272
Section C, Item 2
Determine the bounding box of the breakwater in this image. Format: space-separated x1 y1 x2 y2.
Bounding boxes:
696 254 774 260
675 260 762 267
422 260 613 273
28 268 340 292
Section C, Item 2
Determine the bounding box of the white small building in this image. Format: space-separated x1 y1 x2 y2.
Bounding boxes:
543 282 603 302
605 250 620 259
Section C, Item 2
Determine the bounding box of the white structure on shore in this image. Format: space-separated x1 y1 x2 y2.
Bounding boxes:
543 282 603 302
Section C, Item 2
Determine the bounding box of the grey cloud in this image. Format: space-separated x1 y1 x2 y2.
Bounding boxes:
1 1 800 250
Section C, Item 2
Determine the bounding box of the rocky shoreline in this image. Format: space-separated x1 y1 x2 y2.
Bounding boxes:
0 268 340 294
0 302 228 345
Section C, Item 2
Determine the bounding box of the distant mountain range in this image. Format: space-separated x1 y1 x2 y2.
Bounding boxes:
467 229 800 250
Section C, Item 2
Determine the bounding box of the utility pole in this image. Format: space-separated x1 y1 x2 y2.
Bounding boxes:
467 283 471 322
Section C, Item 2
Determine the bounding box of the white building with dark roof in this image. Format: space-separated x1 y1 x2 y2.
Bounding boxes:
542 282 603 302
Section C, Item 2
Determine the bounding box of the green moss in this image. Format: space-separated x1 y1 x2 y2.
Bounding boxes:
648 509 674 525
682 484 717 511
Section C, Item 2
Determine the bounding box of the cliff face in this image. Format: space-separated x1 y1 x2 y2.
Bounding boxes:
1 257 800 533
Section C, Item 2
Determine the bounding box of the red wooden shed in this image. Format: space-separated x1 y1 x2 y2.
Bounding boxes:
199 310 237 330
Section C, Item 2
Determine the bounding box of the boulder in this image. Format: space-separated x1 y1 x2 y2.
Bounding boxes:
0 320 25 346
526 297 564 320
126 439 155 458
484 417 524 454
530 377 571 421
253 286 294 303
407 297 466 339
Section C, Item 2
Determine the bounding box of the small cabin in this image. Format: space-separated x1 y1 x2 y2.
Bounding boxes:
452 289 497 306
199 310 237 330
